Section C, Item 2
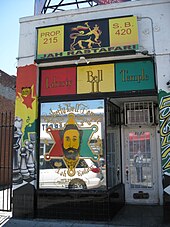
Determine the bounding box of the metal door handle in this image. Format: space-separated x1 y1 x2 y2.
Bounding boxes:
117 166 120 181
126 166 129 181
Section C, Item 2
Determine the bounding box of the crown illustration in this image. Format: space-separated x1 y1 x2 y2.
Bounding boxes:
66 113 76 125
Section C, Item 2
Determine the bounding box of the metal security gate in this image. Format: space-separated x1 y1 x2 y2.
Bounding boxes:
0 112 13 211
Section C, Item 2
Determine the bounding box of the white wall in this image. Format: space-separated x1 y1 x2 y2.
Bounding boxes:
17 0 170 92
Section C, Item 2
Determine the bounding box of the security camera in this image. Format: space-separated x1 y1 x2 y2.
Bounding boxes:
167 80 170 86
142 50 149 55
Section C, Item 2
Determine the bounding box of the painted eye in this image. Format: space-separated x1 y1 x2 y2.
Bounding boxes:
66 137 70 142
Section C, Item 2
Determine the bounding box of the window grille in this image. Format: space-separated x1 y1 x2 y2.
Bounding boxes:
124 101 155 125
107 102 120 126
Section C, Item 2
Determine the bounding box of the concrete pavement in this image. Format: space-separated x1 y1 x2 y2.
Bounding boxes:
1 205 170 227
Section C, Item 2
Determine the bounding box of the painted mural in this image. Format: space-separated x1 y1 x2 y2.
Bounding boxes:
13 64 38 187
159 90 170 196
39 100 106 190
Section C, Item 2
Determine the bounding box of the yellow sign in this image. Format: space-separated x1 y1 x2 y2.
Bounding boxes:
37 25 64 55
109 16 138 46
77 64 115 94
36 16 139 61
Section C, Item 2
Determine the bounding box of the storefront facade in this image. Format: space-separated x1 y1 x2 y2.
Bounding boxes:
13 0 170 221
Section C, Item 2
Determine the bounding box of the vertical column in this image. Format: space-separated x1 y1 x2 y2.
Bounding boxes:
13 64 38 218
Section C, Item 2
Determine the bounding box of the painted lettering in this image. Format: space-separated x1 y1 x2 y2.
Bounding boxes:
45 77 72 89
55 52 63 57
87 70 103 92
40 30 60 37
121 69 149 83
39 45 138 60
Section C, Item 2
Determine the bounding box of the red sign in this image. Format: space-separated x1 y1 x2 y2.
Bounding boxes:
129 132 150 141
40 67 76 96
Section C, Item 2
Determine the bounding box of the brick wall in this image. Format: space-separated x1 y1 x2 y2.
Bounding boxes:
0 70 16 114
0 96 15 114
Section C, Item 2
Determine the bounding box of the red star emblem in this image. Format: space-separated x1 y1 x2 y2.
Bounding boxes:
22 93 35 109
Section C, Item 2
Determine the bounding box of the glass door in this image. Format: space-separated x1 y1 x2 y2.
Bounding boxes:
123 126 159 204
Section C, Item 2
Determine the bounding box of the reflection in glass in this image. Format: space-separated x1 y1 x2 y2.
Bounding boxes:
39 99 106 190
128 131 153 189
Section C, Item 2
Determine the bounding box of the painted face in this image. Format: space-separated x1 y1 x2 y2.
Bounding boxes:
63 129 80 149
63 129 80 160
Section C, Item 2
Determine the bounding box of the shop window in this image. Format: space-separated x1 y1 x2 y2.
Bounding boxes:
39 99 106 190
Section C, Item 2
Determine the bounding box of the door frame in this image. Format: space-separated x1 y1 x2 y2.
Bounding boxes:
121 125 161 205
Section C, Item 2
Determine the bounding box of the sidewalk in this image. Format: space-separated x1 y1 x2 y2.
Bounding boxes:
1 205 170 227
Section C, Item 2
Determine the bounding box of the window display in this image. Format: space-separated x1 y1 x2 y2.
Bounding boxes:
39 99 106 190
